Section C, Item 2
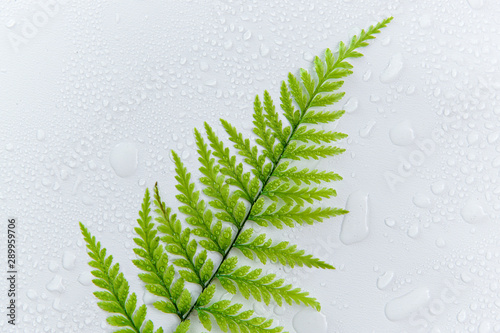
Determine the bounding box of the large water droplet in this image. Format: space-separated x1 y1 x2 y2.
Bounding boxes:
340 191 369 245
389 121 415 146
385 287 430 321
110 142 138 178
46 275 65 293
460 200 487 224
343 97 359 113
377 271 394 290
292 308 327 333
380 53 403 83
62 251 76 270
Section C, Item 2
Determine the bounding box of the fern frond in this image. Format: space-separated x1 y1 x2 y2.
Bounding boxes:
217 257 320 310
132 189 186 317
195 128 241 228
173 321 190 333
291 127 348 144
263 182 336 206
250 203 347 228
80 17 393 333
283 142 345 160
220 119 268 185
274 161 342 185
197 300 284 333
153 184 205 285
205 122 253 201
253 95 283 164
172 151 223 254
79 223 163 333
235 229 334 269
301 110 345 125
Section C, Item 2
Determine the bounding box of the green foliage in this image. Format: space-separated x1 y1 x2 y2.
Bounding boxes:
79 17 392 333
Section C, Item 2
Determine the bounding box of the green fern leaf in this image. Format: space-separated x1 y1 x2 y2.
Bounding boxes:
235 229 334 269
80 17 393 333
80 222 162 333
217 257 321 310
274 161 342 185
196 301 284 333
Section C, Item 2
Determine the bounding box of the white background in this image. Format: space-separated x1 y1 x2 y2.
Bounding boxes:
1 0 500 332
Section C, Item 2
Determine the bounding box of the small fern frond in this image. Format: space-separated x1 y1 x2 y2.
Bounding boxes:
252 95 283 164
172 151 222 254
217 257 320 310
220 119 267 182
291 127 348 144
205 122 254 201
250 203 347 228
153 184 204 285
197 301 284 333
301 110 345 125
282 142 345 160
235 229 334 269
195 129 242 228
80 222 163 333
262 181 336 206
132 188 185 317
274 161 342 185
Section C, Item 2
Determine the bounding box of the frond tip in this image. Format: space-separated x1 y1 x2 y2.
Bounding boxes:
79 222 164 333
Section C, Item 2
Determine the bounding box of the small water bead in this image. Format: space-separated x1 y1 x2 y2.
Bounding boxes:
384 217 396 227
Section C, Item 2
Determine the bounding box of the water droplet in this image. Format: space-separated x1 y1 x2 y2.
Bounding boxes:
292 308 327 333
457 309 467 323
46 275 65 293
259 43 270 57
418 15 432 28
340 191 369 245
377 271 394 290
48 260 59 272
62 251 76 270
389 121 415 146
431 181 446 195
36 129 45 141
435 237 446 248
109 142 138 178
380 53 403 83
479 321 492 333
384 217 396 227
460 200 487 224
467 0 484 9
78 272 93 286
27 289 38 300
413 193 431 208
385 287 430 321
343 97 359 113
407 224 419 238
359 120 376 138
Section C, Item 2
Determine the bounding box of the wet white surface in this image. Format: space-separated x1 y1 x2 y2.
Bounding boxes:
1 0 500 332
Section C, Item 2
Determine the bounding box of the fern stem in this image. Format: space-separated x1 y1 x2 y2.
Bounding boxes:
182 17 393 321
